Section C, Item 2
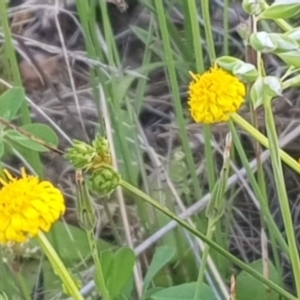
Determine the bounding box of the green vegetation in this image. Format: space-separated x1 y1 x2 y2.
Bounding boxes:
1 0 300 299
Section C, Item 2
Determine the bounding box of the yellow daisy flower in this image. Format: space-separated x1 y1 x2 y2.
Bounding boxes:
0 168 65 244
188 66 246 124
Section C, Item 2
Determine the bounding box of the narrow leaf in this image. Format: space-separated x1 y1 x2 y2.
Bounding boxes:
143 246 176 292
107 247 136 297
236 259 281 300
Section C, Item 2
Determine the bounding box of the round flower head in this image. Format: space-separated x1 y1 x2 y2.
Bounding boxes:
0 168 65 244
188 66 246 124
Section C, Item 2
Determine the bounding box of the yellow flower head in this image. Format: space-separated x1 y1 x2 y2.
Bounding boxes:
0 168 65 244
188 66 246 124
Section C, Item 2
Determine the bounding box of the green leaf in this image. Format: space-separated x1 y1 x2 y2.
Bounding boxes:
260 0 300 19
236 259 281 300
216 56 244 71
232 63 259 82
250 32 300 54
7 130 49 152
107 247 136 297
0 87 24 120
250 32 276 53
101 249 115 279
6 123 59 152
277 50 300 67
0 141 4 159
269 33 299 53
149 282 215 300
21 123 59 147
216 56 258 82
112 110 139 182
250 76 282 109
101 247 136 298
143 246 176 292
0 264 20 299
263 76 282 97
285 28 300 43
250 77 265 109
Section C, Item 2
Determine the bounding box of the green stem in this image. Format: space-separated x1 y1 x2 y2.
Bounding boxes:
187 1 204 72
201 0 216 63
86 230 111 300
228 121 289 255
37 231 84 300
188 0 216 193
75 0 105 132
223 0 230 54
0 0 42 176
193 220 215 300
15 272 31 300
264 100 300 298
203 127 216 195
155 0 202 199
0 249 10 298
119 179 297 300
231 113 300 174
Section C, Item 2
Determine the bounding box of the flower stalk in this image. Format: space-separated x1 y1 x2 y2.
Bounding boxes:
231 113 300 175
119 178 296 300
264 99 300 298
37 232 84 300
86 230 111 300
193 133 231 300
75 171 111 299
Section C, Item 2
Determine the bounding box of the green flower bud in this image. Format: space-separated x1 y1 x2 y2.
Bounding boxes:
66 140 95 170
91 136 112 169
89 165 120 196
76 171 96 231
242 0 264 15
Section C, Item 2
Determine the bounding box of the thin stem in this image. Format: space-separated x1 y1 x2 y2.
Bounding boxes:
231 113 300 175
119 179 297 300
75 0 105 129
223 0 230 54
251 13 273 286
0 249 10 298
201 0 216 63
86 230 111 300
37 231 84 300
193 221 214 300
187 1 204 72
228 121 289 255
188 0 216 192
15 272 32 300
264 100 300 298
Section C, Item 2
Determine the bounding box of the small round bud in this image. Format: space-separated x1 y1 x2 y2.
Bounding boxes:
89 165 120 196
